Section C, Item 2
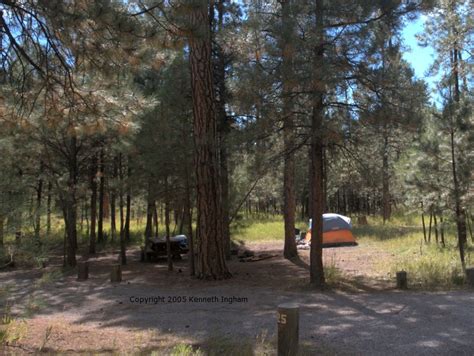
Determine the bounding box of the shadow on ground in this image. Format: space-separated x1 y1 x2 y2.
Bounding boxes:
1 245 473 354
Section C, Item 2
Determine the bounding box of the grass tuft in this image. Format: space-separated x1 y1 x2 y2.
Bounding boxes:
231 216 306 242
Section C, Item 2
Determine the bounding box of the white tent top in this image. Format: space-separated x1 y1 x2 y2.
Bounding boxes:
309 214 352 232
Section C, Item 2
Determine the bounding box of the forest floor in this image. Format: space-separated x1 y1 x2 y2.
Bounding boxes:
1 241 474 355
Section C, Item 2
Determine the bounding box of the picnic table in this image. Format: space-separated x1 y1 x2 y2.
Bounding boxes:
141 235 189 261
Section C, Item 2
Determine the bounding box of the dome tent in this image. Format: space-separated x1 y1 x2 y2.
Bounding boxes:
304 213 357 247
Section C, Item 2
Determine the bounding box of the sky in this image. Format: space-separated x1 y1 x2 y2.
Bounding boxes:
401 15 441 106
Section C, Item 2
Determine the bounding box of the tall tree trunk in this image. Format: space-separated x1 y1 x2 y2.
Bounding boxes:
450 40 467 270
451 125 467 269
119 154 125 241
46 181 52 236
61 207 67 267
323 147 328 213
440 213 445 247
382 131 391 223
184 163 195 276
80 201 84 233
98 148 105 243
178 206 185 235
153 204 159 237
124 158 132 242
89 154 98 254
64 135 78 267
165 177 173 271
118 154 126 265
110 192 116 241
215 0 231 260
34 163 43 239
110 156 117 242
189 0 230 279
309 0 325 288
14 169 23 242
85 202 89 237
281 0 298 260
0 216 4 247
145 181 154 240
428 210 432 243
421 203 427 243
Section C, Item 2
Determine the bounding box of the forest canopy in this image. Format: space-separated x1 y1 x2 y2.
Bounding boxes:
0 0 472 284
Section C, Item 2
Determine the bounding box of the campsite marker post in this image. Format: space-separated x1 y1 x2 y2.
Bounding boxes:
277 303 299 356
396 271 408 289
77 261 89 281
466 268 474 287
111 264 122 282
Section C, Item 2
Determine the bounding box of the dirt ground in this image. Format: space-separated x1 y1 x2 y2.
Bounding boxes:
1 242 473 355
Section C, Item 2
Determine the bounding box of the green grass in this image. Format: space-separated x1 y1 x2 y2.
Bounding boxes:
231 215 307 242
375 234 471 289
3 212 473 290
354 215 472 289
0 213 156 267
231 213 473 289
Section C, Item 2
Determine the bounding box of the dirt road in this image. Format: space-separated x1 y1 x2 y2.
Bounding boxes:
1 242 473 354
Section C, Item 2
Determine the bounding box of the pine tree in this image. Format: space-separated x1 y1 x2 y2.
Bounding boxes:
188 0 230 279
420 0 473 269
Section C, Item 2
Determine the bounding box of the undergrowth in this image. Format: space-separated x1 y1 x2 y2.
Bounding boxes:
355 216 472 289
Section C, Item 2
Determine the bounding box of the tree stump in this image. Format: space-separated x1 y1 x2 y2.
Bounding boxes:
277 303 299 356
111 264 122 283
396 271 408 289
357 216 368 225
77 262 89 281
466 268 474 287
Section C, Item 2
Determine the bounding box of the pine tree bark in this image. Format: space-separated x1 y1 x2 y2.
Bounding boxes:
34 163 43 239
165 177 173 271
450 43 467 270
0 216 4 247
145 189 154 240
382 131 391 223
428 210 432 243
119 153 125 241
89 154 98 254
281 0 298 260
46 182 52 236
98 148 105 243
110 156 117 242
188 0 230 279
64 135 78 267
184 163 195 276
84 202 89 236
124 158 132 242
118 154 126 265
80 202 84 233
440 213 445 247
153 204 159 237
215 0 231 260
421 202 427 243
309 0 326 288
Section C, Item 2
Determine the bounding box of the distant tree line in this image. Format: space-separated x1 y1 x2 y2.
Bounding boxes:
0 0 472 285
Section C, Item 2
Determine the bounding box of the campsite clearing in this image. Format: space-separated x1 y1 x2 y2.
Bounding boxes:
1 241 473 355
